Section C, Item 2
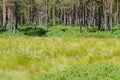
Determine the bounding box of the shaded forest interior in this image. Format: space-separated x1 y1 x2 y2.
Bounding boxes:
0 0 120 34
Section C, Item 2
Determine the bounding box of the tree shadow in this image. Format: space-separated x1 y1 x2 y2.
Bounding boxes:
61 28 68 32
18 27 48 36
0 29 6 33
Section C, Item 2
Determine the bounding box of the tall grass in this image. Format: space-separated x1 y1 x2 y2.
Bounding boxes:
0 25 120 79
0 37 120 80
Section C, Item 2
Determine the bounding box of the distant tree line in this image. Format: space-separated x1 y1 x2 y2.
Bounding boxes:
0 0 120 33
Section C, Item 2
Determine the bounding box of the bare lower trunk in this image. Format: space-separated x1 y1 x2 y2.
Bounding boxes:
114 0 119 26
45 0 48 28
8 7 13 32
103 0 107 31
2 0 6 30
64 9 66 26
109 0 112 32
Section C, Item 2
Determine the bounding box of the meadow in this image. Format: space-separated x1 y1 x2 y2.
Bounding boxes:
0 25 120 80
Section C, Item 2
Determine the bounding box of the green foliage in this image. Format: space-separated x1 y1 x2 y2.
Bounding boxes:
0 25 120 38
18 25 47 36
39 62 120 80
63 0 79 4
45 25 120 38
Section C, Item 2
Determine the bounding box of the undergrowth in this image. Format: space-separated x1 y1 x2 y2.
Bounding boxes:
0 25 120 38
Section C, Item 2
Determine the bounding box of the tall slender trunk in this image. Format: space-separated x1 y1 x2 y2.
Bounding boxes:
75 4 79 26
58 8 61 24
45 0 48 28
79 1 83 33
64 9 66 26
53 5 56 25
60 9 63 24
82 3 85 26
103 0 107 31
71 4 74 26
85 4 88 30
92 2 96 30
69 9 72 26
2 0 6 30
8 6 13 32
114 0 119 26
98 7 102 30
109 0 112 32
14 2 19 33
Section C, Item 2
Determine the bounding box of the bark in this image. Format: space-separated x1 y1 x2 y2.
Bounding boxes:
109 0 113 32
64 9 66 26
8 6 13 32
102 0 107 31
2 0 6 30
45 0 48 28
114 0 119 26
79 1 83 33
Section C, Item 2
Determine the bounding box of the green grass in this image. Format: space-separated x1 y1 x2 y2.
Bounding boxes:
0 25 120 80
39 62 120 80
0 37 120 80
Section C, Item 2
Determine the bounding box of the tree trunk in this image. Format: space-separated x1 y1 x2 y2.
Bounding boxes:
103 0 107 31
64 9 66 26
98 7 102 30
79 1 83 33
8 6 13 32
14 2 19 33
109 0 112 32
114 0 119 26
53 5 56 25
85 4 88 31
2 0 6 30
45 0 48 28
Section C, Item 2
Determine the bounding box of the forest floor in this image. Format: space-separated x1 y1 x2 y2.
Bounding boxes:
0 25 120 80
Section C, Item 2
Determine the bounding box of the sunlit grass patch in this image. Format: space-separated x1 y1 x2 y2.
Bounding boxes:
0 37 120 80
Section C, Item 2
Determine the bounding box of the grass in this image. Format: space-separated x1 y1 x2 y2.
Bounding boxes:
39 62 120 80
0 37 120 80
0 25 120 80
